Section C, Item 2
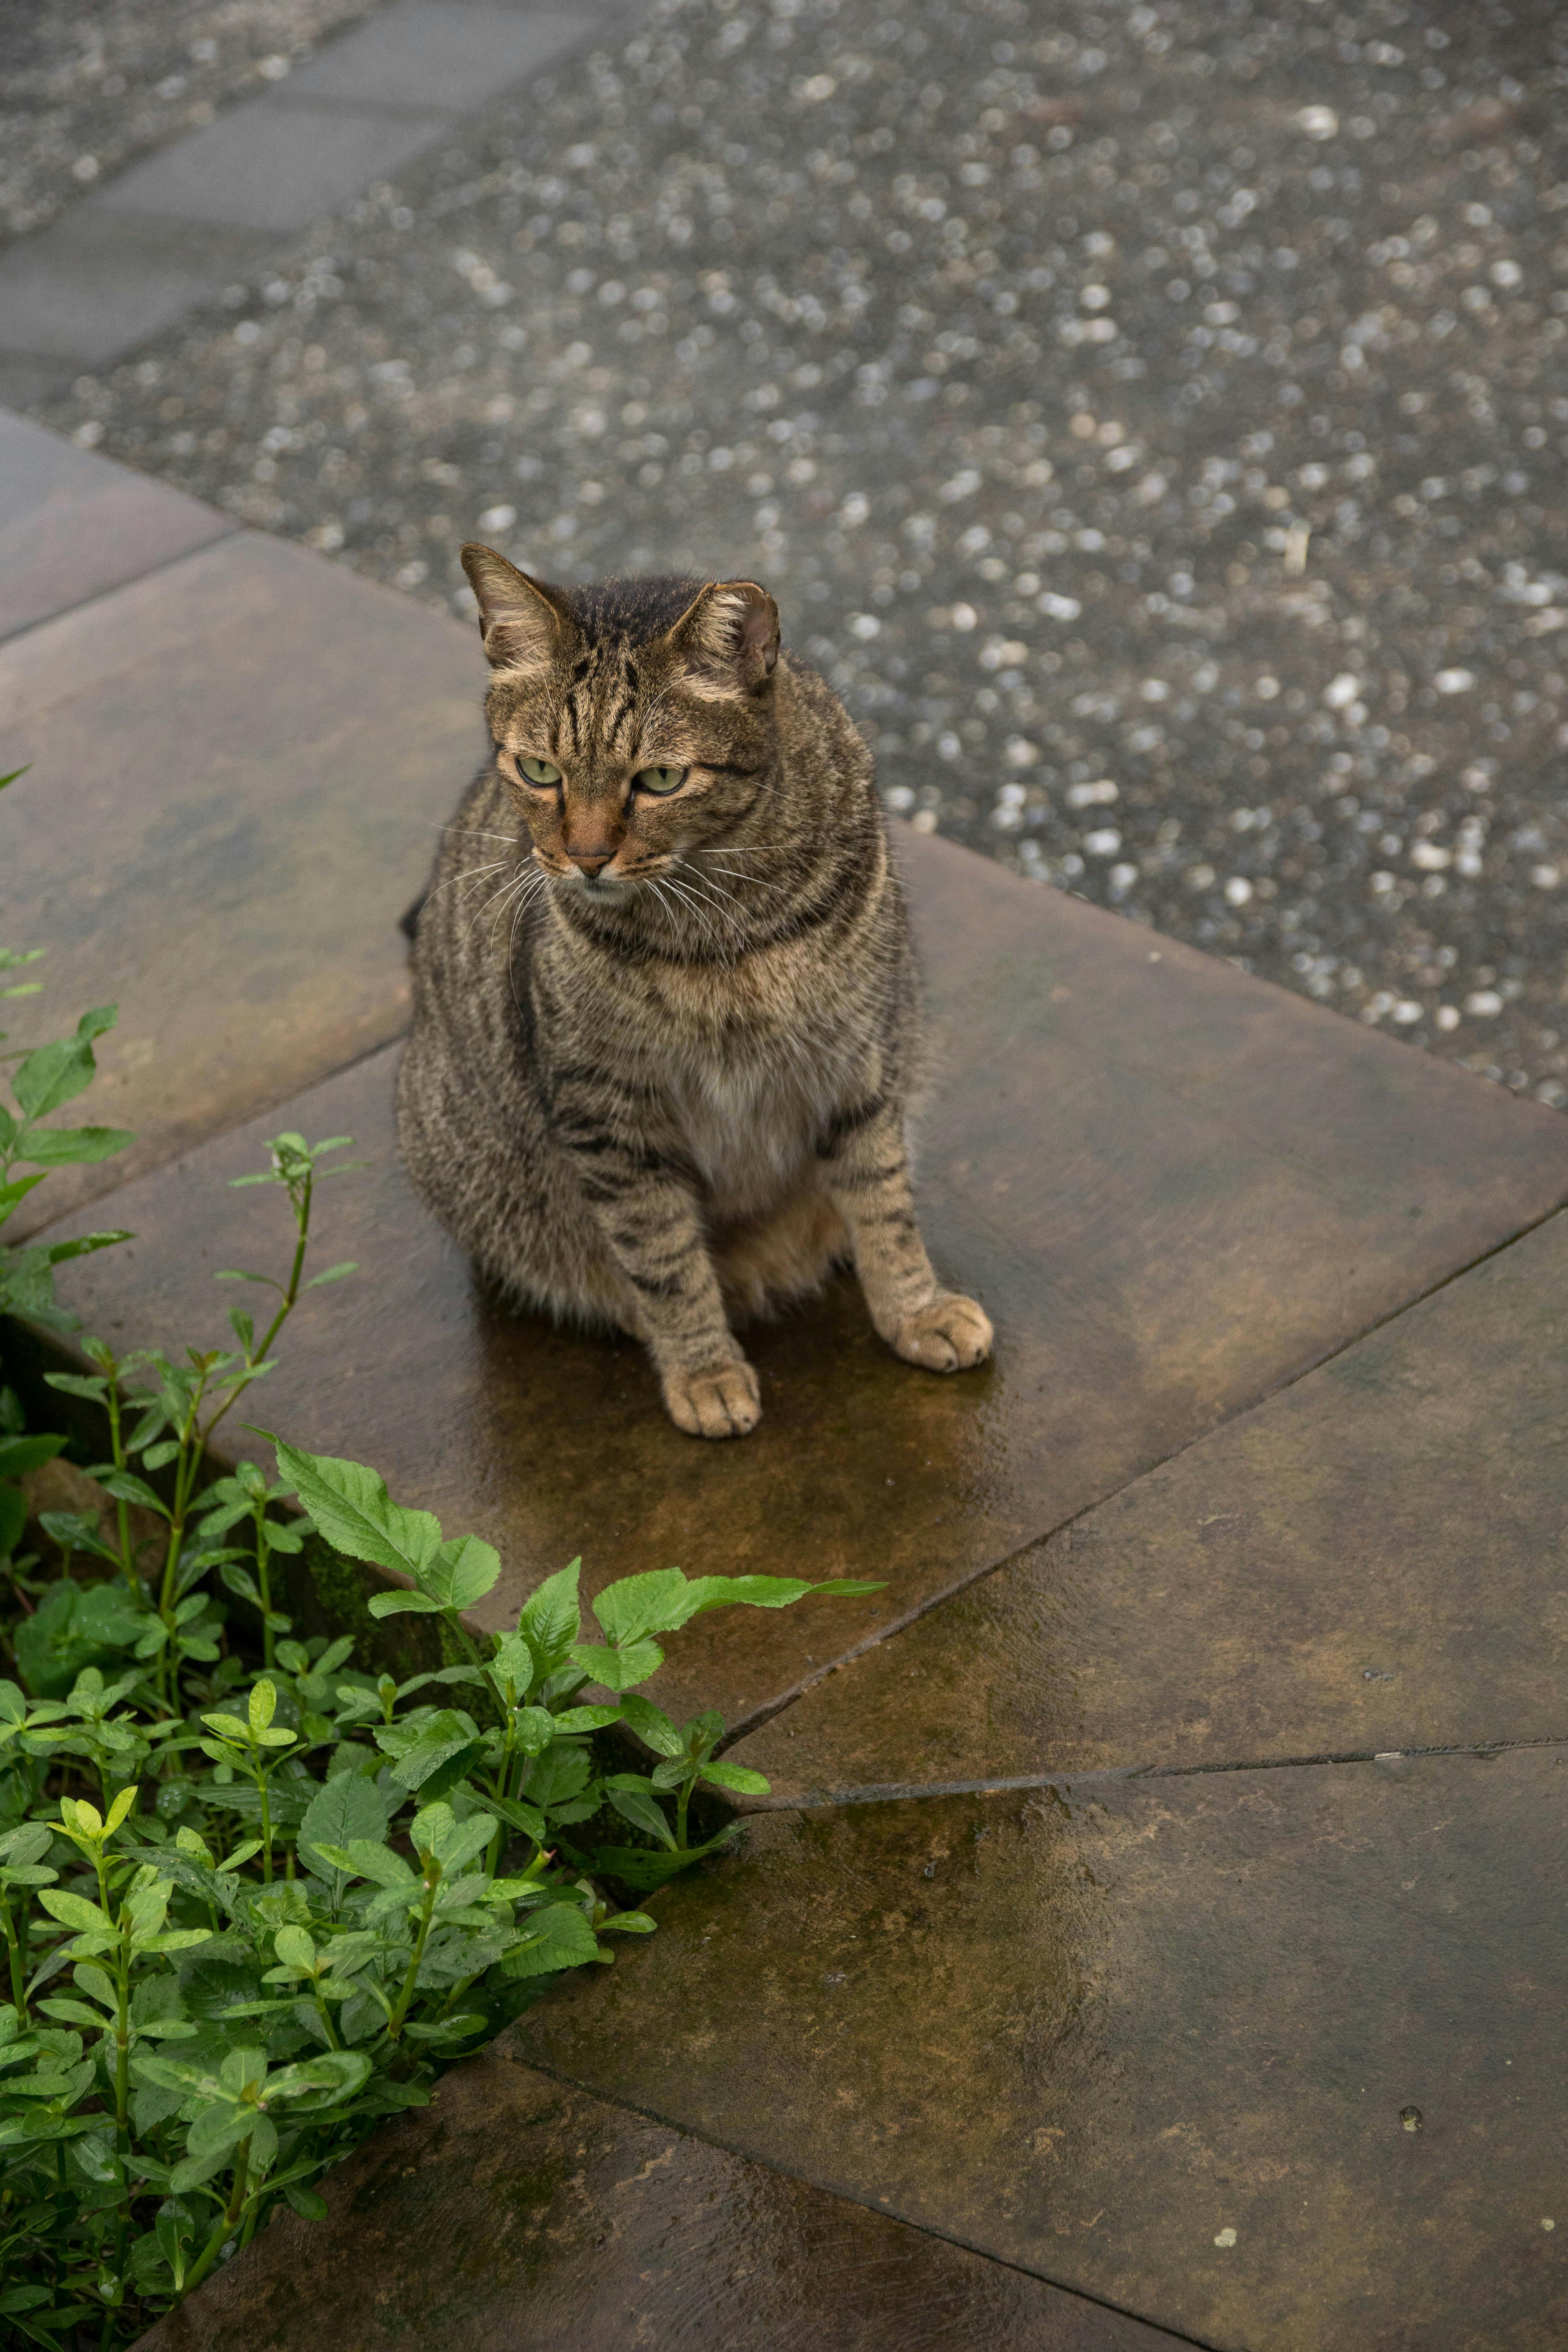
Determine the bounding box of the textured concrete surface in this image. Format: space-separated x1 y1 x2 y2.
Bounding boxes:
26 0 1568 1105
93 90 457 236
0 212 280 386
0 404 232 639
0 528 479 1230
733 1201 1568 1802
43 831 1568 1735
136 2047 1185 2352
510 1748 1568 2352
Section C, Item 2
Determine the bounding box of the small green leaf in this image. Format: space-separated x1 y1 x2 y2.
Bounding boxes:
262 1437 443 1586
569 1639 663 1692
699 1760 771 1795
16 1124 134 1168
0 1432 66 1478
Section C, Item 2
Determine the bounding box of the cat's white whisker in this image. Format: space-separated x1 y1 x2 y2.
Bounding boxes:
422 857 509 908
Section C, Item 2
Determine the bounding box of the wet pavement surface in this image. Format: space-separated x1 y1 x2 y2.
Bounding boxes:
39 832 1568 1733
141 2044 1184 2351
23 0 1568 1100
733 1200 1568 1801
508 1747 1568 2352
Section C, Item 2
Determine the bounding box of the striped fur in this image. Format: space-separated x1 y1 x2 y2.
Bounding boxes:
396 548 992 1438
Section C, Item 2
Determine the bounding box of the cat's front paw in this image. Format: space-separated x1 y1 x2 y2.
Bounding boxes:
662 1357 763 1439
888 1291 993 1373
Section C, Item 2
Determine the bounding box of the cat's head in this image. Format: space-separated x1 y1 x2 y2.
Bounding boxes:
461 546 782 908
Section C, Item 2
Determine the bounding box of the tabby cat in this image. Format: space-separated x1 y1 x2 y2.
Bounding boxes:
396 545 993 1439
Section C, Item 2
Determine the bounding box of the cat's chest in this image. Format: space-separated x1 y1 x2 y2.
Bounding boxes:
664 1053 819 1205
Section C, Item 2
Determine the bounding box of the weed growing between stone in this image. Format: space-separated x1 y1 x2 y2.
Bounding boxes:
0 806 881 2344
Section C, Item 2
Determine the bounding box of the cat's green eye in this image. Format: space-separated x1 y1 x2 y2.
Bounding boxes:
517 755 561 787
633 764 688 795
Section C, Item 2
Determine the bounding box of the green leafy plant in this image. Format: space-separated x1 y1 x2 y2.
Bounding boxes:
36 1129 362 1708
2 757 136 1688
0 1436 878 2344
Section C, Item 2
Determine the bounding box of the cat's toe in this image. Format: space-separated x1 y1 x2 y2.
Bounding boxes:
891 1292 993 1373
662 1358 763 1439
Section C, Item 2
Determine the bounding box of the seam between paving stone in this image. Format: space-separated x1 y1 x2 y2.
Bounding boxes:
24 1025 412 1243
0 519 241 649
731 1735 1568 1816
716 1194 1568 1756
501 2052 1225 2352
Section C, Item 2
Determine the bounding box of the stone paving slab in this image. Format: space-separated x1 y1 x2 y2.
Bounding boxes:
42 833 1568 1734
137 2048 1185 2352
732 1204 1568 1804
281 0 600 113
0 407 234 643
90 3 617 236
92 98 455 236
509 1749 1568 2352
0 214 280 381
0 529 479 1233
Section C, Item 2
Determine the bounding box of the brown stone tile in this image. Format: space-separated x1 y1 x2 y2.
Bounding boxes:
134 2053 1180 2352
40 831 1568 1732
0 407 232 643
1 532 480 1234
731 1205 1568 1802
510 1751 1568 2352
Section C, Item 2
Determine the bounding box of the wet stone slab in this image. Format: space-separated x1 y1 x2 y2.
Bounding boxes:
135 2050 1180 2352
509 1749 1568 2352
42 832 1568 1734
0 405 233 642
0 529 480 1232
732 1205 1568 1804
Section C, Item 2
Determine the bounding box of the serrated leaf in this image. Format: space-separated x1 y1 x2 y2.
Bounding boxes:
500 1900 603 1979
307 1840 414 1889
262 1437 444 1587
515 1557 581 1678
569 1639 663 1693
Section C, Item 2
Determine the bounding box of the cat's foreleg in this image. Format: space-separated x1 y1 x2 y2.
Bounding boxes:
559 1136 761 1438
817 1100 993 1373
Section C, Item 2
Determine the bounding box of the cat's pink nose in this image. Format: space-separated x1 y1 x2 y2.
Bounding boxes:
567 848 614 875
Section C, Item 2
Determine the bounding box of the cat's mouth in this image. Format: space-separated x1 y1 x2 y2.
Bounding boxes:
561 868 636 906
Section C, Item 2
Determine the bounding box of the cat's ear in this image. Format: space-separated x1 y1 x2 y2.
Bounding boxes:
460 544 574 675
663 580 780 698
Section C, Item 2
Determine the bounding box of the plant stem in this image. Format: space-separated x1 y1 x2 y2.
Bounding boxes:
257 1769 274 1884
0 1892 27 2016
202 1166 314 1452
254 1506 274 1672
113 1958 131 2138
181 2139 252 2296
385 1864 442 2040
676 1780 693 1852
103 1372 137 1599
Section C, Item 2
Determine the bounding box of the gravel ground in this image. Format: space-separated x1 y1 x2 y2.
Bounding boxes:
31 0 1568 1102
0 0 392 246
